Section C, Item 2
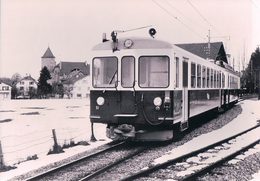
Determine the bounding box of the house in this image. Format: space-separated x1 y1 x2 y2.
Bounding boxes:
175 42 228 63
16 75 37 98
63 74 90 99
54 61 89 83
0 81 11 100
71 75 90 99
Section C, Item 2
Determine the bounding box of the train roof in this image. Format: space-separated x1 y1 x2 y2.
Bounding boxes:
92 37 173 51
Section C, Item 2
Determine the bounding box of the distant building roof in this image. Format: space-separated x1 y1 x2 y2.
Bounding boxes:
20 75 37 83
0 78 13 86
175 42 228 63
0 80 12 87
63 74 87 85
42 47 55 58
58 62 89 75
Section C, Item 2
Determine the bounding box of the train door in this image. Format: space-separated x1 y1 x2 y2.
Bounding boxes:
181 60 189 131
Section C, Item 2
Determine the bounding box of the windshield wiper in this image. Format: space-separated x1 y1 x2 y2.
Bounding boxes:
109 70 117 85
132 80 136 96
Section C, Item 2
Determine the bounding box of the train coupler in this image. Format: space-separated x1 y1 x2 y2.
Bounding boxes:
107 124 135 140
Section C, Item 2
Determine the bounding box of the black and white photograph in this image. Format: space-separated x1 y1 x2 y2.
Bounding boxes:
0 0 260 180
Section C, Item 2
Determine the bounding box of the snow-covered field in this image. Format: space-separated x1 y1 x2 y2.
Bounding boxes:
0 99 108 180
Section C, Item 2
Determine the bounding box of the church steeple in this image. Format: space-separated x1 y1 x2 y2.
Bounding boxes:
42 47 55 58
41 47 56 71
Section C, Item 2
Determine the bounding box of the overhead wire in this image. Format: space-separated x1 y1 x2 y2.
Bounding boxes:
251 0 260 11
152 0 207 41
164 0 209 30
186 0 222 35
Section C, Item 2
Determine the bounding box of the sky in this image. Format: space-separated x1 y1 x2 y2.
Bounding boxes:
0 0 260 78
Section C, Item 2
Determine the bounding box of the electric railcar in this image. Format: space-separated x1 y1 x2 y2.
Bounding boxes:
89 31 240 141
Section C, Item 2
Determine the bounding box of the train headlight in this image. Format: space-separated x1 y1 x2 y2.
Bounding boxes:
153 97 162 107
96 97 105 106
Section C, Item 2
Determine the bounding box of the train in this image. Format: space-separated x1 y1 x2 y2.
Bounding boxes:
89 29 240 141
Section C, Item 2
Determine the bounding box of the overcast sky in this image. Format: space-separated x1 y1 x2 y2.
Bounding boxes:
1 0 260 78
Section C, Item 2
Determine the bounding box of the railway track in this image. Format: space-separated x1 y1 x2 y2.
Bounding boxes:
25 141 145 181
121 124 260 181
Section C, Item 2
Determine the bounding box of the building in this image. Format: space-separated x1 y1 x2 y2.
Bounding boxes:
41 47 56 72
16 75 37 98
0 81 11 100
71 76 90 99
62 74 90 99
53 61 89 83
175 42 228 63
41 47 90 98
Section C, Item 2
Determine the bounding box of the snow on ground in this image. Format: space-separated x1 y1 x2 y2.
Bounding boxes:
0 99 109 180
151 99 260 167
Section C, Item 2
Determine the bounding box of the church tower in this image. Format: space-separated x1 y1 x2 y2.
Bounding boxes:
41 47 56 72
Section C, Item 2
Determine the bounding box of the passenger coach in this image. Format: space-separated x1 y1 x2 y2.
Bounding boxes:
89 30 240 141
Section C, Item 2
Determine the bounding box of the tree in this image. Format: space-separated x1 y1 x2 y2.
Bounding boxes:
52 82 64 98
11 73 22 85
28 87 37 99
10 73 22 98
242 47 260 94
11 86 18 99
37 67 52 98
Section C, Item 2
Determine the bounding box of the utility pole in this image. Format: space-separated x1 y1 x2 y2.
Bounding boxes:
207 29 211 59
233 58 235 70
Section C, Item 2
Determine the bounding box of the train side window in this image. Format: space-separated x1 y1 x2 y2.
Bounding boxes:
217 71 220 88
175 57 179 88
197 64 201 88
231 76 234 88
202 66 206 88
121 56 135 88
210 69 214 88
206 68 210 88
218 72 221 88
191 62 196 88
214 70 217 88
222 73 225 88
228 75 230 88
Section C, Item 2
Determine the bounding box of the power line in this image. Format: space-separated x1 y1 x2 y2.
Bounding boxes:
251 0 260 11
152 0 206 41
164 0 208 30
186 0 222 35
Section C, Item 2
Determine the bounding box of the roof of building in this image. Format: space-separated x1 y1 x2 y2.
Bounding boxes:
42 47 55 58
175 42 228 63
62 74 87 85
20 75 37 83
57 62 89 75
0 80 12 87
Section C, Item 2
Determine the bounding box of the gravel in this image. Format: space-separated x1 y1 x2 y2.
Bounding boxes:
199 150 260 181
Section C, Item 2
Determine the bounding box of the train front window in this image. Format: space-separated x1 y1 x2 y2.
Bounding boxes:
92 57 118 88
139 56 169 88
121 56 135 88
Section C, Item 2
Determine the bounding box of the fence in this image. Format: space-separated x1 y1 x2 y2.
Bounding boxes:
0 127 90 169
